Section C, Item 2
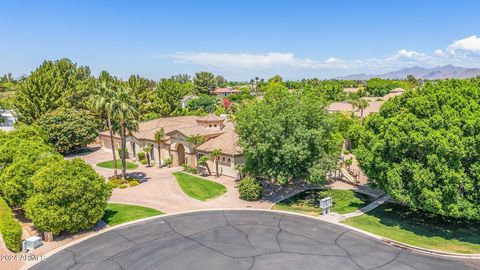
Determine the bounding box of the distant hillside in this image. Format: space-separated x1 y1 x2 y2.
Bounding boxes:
339 65 480 80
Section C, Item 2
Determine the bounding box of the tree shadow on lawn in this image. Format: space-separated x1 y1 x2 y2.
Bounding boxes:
372 203 480 245
102 209 119 225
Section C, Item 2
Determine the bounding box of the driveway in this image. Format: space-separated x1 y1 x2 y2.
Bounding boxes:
29 210 480 270
76 149 272 213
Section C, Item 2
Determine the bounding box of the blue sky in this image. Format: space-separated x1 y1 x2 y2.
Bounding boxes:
2 0 480 80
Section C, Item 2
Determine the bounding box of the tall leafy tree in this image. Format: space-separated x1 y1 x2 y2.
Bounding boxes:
193 72 216 94
36 108 101 153
356 79 480 220
15 59 92 123
156 79 190 116
235 85 343 185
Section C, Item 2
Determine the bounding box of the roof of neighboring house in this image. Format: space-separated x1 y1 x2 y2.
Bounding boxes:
196 114 225 122
213 88 241 94
382 87 405 100
196 131 242 156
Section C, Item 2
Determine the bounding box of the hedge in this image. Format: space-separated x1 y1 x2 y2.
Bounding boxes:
238 177 263 201
0 196 22 252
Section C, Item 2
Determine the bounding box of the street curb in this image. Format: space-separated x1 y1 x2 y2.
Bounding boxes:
21 208 480 269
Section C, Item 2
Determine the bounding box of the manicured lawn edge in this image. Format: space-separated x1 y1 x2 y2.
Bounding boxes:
97 160 138 170
340 203 480 254
102 203 163 226
272 189 372 216
173 172 227 201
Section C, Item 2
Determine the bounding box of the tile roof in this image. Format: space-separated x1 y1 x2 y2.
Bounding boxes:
196 131 242 155
213 88 241 94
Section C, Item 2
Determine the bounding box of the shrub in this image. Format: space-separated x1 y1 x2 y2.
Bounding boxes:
129 180 140 187
344 158 353 166
141 159 148 165
164 157 172 167
343 150 350 155
108 178 123 188
117 148 128 159
119 184 128 189
24 159 112 235
0 196 22 252
238 177 263 201
137 151 146 161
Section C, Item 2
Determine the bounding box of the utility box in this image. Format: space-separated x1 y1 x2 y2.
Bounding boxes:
24 236 42 251
320 196 333 216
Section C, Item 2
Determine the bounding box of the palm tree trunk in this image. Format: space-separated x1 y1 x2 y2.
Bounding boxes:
120 124 127 182
215 161 219 177
360 110 364 125
107 115 118 178
157 143 162 168
146 152 151 167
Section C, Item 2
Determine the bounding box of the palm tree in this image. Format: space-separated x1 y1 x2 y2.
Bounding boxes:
356 98 369 125
186 134 206 172
210 148 222 177
154 128 165 168
186 134 205 148
198 155 211 175
109 86 139 182
143 145 153 167
91 74 118 178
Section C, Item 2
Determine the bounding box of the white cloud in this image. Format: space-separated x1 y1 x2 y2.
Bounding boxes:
167 52 348 70
164 35 480 77
447 35 480 53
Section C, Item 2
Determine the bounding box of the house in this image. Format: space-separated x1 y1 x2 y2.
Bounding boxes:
181 95 198 109
98 115 244 179
212 87 241 97
0 110 16 132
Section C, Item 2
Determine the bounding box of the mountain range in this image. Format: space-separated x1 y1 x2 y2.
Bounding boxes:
338 65 480 80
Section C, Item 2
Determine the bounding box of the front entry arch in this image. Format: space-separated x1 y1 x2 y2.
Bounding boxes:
176 143 186 166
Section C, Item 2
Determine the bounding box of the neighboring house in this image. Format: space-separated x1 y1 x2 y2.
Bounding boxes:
0 110 16 132
327 88 405 117
98 115 243 179
212 87 241 97
181 95 198 108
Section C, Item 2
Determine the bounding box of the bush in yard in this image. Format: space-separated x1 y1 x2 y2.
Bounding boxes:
238 177 263 201
141 159 148 165
24 159 112 235
129 180 140 187
137 151 146 161
0 196 22 252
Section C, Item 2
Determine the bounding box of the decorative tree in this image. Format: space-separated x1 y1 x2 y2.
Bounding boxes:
154 128 165 168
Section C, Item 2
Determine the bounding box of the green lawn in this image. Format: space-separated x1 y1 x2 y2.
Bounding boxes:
102 203 163 226
97 160 138 170
173 172 227 201
341 203 480 254
272 189 371 216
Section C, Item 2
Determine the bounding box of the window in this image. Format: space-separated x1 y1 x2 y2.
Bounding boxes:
209 124 212 127
222 157 225 161
227 158 231 162
214 124 217 127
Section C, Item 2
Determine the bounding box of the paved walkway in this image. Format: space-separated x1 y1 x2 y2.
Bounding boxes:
28 210 480 270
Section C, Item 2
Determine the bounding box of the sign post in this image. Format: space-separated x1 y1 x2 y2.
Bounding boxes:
320 196 333 216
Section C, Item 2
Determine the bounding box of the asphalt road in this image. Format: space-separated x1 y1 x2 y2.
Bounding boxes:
30 210 480 270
